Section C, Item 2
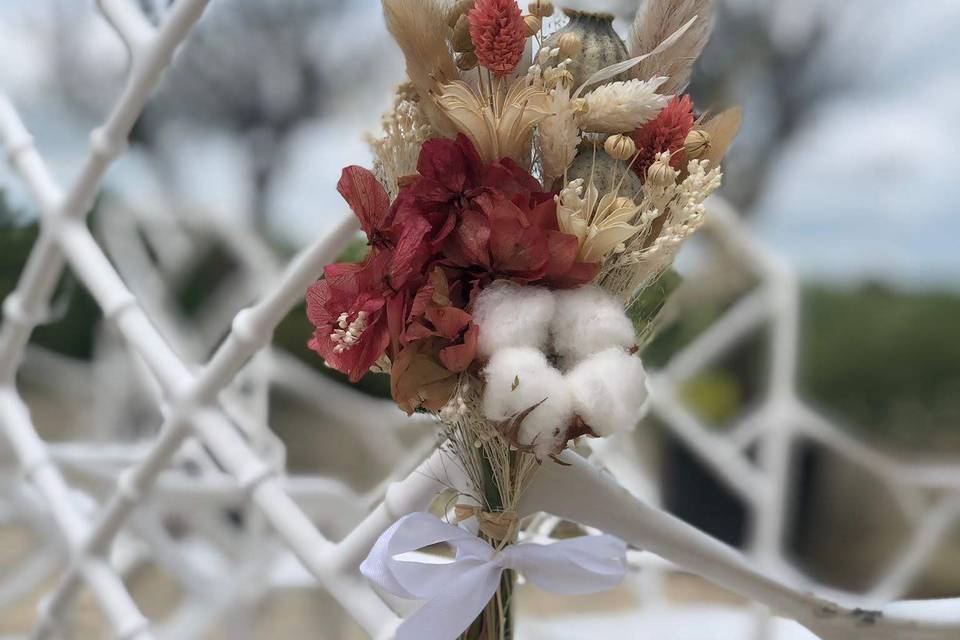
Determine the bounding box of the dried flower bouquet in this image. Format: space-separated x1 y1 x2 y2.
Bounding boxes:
306 1 740 638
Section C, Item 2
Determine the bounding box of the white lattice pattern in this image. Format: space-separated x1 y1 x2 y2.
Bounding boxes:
1 2 959 640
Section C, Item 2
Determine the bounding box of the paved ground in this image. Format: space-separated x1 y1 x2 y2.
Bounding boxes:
0 522 744 639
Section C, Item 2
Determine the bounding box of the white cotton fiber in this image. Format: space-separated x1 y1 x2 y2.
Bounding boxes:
482 347 573 458
473 282 556 358
551 285 637 365
566 348 649 437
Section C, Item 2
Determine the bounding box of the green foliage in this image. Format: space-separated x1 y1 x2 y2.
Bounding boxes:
336 238 371 264
636 274 733 370
1 196 101 360
640 279 960 448
799 285 960 447
680 371 743 424
628 269 682 348
175 243 241 318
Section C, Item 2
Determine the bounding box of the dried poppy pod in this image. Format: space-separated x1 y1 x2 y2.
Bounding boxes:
541 10 629 91
567 144 643 200
523 14 541 37
684 128 712 159
448 0 475 27
528 1 554 18
452 14 474 52
457 50 479 71
604 134 637 162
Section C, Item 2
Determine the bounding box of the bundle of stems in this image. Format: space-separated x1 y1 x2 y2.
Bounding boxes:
443 379 541 640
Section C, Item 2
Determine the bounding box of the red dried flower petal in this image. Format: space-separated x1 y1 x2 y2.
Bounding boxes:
425 306 472 340
388 214 431 289
439 324 478 373
305 260 391 383
632 95 695 180
338 166 392 247
416 135 482 193
469 0 527 77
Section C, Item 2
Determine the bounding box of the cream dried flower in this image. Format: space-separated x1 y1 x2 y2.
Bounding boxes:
601 153 723 303
555 178 645 263
433 77 550 165
579 77 671 133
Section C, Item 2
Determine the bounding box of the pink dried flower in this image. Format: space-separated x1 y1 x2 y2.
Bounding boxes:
631 95 695 180
468 0 527 77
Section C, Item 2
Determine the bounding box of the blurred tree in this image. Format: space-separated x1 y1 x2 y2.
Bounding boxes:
0 192 101 360
49 0 388 237
801 285 960 449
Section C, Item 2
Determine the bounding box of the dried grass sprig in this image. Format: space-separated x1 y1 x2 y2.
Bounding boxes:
383 0 461 136
628 0 714 94
441 375 541 516
369 84 435 198
601 153 723 304
539 83 581 181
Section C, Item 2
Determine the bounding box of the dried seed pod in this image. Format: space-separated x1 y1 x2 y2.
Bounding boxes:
541 10 629 90
604 134 637 161
448 0 475 27
523 14 541 37
683 128 712 159
528 1 554 18
567 146 644 200
457 50 479 71
647 156 678 188
557 32 583 60
452 14 474 52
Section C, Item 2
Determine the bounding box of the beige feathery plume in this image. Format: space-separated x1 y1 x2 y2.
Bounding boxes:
433 78 550 165
628 0 714 94
699 106 742 168
579 77 671 133
383 0 460 136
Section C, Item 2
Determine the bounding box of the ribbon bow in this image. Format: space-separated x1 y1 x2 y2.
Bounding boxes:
360 511 628 640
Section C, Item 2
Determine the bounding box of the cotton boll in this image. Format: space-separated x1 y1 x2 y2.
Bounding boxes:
482 347 572 458
566 348 649 437
552 285 636 364
473 281 556 358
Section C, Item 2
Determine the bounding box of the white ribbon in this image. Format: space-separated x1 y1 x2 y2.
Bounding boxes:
360 512 628 640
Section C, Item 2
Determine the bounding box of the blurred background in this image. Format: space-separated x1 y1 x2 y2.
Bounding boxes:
2 0 960 638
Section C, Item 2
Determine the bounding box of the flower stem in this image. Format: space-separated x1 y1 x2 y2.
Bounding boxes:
461 446 515 640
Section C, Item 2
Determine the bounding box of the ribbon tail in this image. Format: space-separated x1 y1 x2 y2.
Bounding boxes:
396 562 503 640
514 535 628 596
